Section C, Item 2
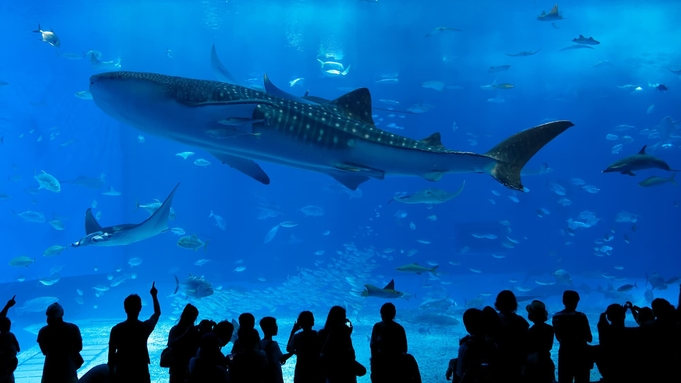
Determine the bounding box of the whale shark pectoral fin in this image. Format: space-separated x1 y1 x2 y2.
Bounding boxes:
484 120 575 191
422 172 445 182
622 171 636 176
210 152 270 185
327 171 371 191
263 74 317 105
210 44 237 84
85 208 102 235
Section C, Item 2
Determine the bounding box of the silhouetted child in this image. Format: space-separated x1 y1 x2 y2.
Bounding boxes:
260 316 285 383
494 290 529 381
229 328 267 383
187 333 228 383
447 308 496 383
552 290 592 383
286 311 321 383
524 300 555 383
231 313 261 354
370 302 412 383
37 302 83 383
0 296 19 383
108 282 161 383
319 306 364 383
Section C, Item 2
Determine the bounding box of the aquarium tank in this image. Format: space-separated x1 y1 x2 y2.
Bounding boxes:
1 0 680 381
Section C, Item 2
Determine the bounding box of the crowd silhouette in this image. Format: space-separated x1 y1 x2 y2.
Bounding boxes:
0 281 679 383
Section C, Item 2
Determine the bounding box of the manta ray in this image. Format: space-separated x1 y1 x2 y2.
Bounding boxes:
71 183 179 247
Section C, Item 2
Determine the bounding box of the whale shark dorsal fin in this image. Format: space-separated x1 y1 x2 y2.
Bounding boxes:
420 132 444 148
638 145 647 154
549 4 559 14
579 34 585 38
329 88 375 125
384 279 395 290
85 208 102 235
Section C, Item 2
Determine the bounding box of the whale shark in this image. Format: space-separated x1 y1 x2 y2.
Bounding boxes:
89 71 574 191
71 183 179 247
391 181 466 204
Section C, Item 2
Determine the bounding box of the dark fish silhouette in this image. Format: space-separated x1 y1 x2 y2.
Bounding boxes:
537 4 563 21
89 71 575 191
603 145 677 176
71 183 179 247
560 45 595 52
572 35 600 45
506 49 541 57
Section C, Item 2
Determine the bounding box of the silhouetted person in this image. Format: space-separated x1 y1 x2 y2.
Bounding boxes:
187 333 228 383
77 364 110 383
523 300 555 383
552 290 592 383
211 320 235 368
166 303 200 383
370 303 416 383
231 313 261 354
286 311 322 383
446 308 496 382
229 328 267 383
108 282 161 383
0 296 18 383
37 303 83 383
494 290 529 381
624 301 653 326
318 306 365 383
643 298 679 382
596 303 635 382
260 316 285 383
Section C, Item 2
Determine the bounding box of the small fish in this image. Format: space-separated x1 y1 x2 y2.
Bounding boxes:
209 210 227 230
425 27 462 37
422 81 445 91
195 259 210 266
638 174 676 187
33 24 60 47
9 256 34 267
656 84 668 92
488 65 511 73
175 152 195 160
193 158 211 166
102 186 121 196
560 45 595 52
289 78 304 87
572 35 600 45
75 90 93 100
617 283 637 292
506 49 541 57
493 83 514 90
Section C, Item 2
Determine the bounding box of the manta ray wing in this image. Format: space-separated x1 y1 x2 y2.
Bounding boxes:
84 208 103 234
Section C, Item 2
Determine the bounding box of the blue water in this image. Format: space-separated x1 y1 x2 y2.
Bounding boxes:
1 0 680 381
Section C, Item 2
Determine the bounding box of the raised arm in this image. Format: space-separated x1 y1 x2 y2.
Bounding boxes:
286 321 300 353
0 295 16 318
149 282 161 325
